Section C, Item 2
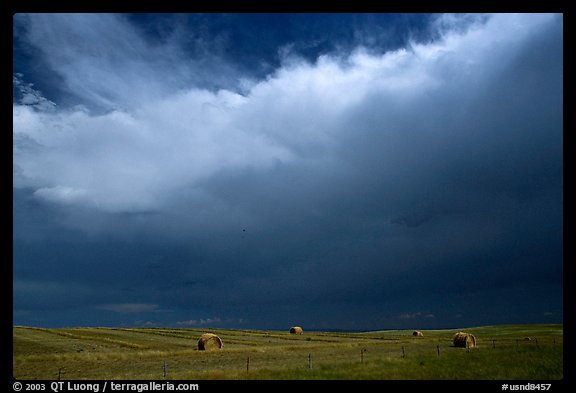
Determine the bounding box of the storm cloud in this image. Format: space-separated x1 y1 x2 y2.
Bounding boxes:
13 13 563 330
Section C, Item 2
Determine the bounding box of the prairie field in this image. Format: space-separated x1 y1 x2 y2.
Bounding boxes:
13 324 563 380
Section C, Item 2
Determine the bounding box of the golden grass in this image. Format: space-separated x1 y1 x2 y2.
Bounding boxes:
13 324 563 380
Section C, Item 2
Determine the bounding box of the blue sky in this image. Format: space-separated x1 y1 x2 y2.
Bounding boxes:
12 13 563 330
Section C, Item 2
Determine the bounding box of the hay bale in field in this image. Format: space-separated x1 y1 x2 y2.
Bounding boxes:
453 332 476 348
289 326 303 335
412 331 424 337
198 333 223 350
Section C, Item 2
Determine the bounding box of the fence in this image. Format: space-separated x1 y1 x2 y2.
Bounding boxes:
154 336 562 379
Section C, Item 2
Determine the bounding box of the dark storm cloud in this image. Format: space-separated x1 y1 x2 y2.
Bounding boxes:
12 13 562 329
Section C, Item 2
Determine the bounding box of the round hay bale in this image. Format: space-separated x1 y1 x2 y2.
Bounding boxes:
412 331 424 337
289 326 303 335
198 333 223 350
453 332 476 348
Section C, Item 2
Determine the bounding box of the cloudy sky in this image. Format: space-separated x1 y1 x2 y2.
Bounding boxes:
13 13 563 330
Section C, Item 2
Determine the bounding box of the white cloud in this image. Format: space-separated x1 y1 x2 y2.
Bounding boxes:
34 185 89 205
175 318 222 327
13 13 561 215
14 87 296 212
13 74 57 111
398 312 436 320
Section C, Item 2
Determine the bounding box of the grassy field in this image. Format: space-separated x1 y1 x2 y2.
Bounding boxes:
13 324 563 380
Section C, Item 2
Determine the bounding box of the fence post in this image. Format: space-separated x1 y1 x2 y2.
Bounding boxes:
163 360 167 380
493 339 495 349
308 353 312 369
402 346 405 358
246 356 250 373
437 345 440 356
